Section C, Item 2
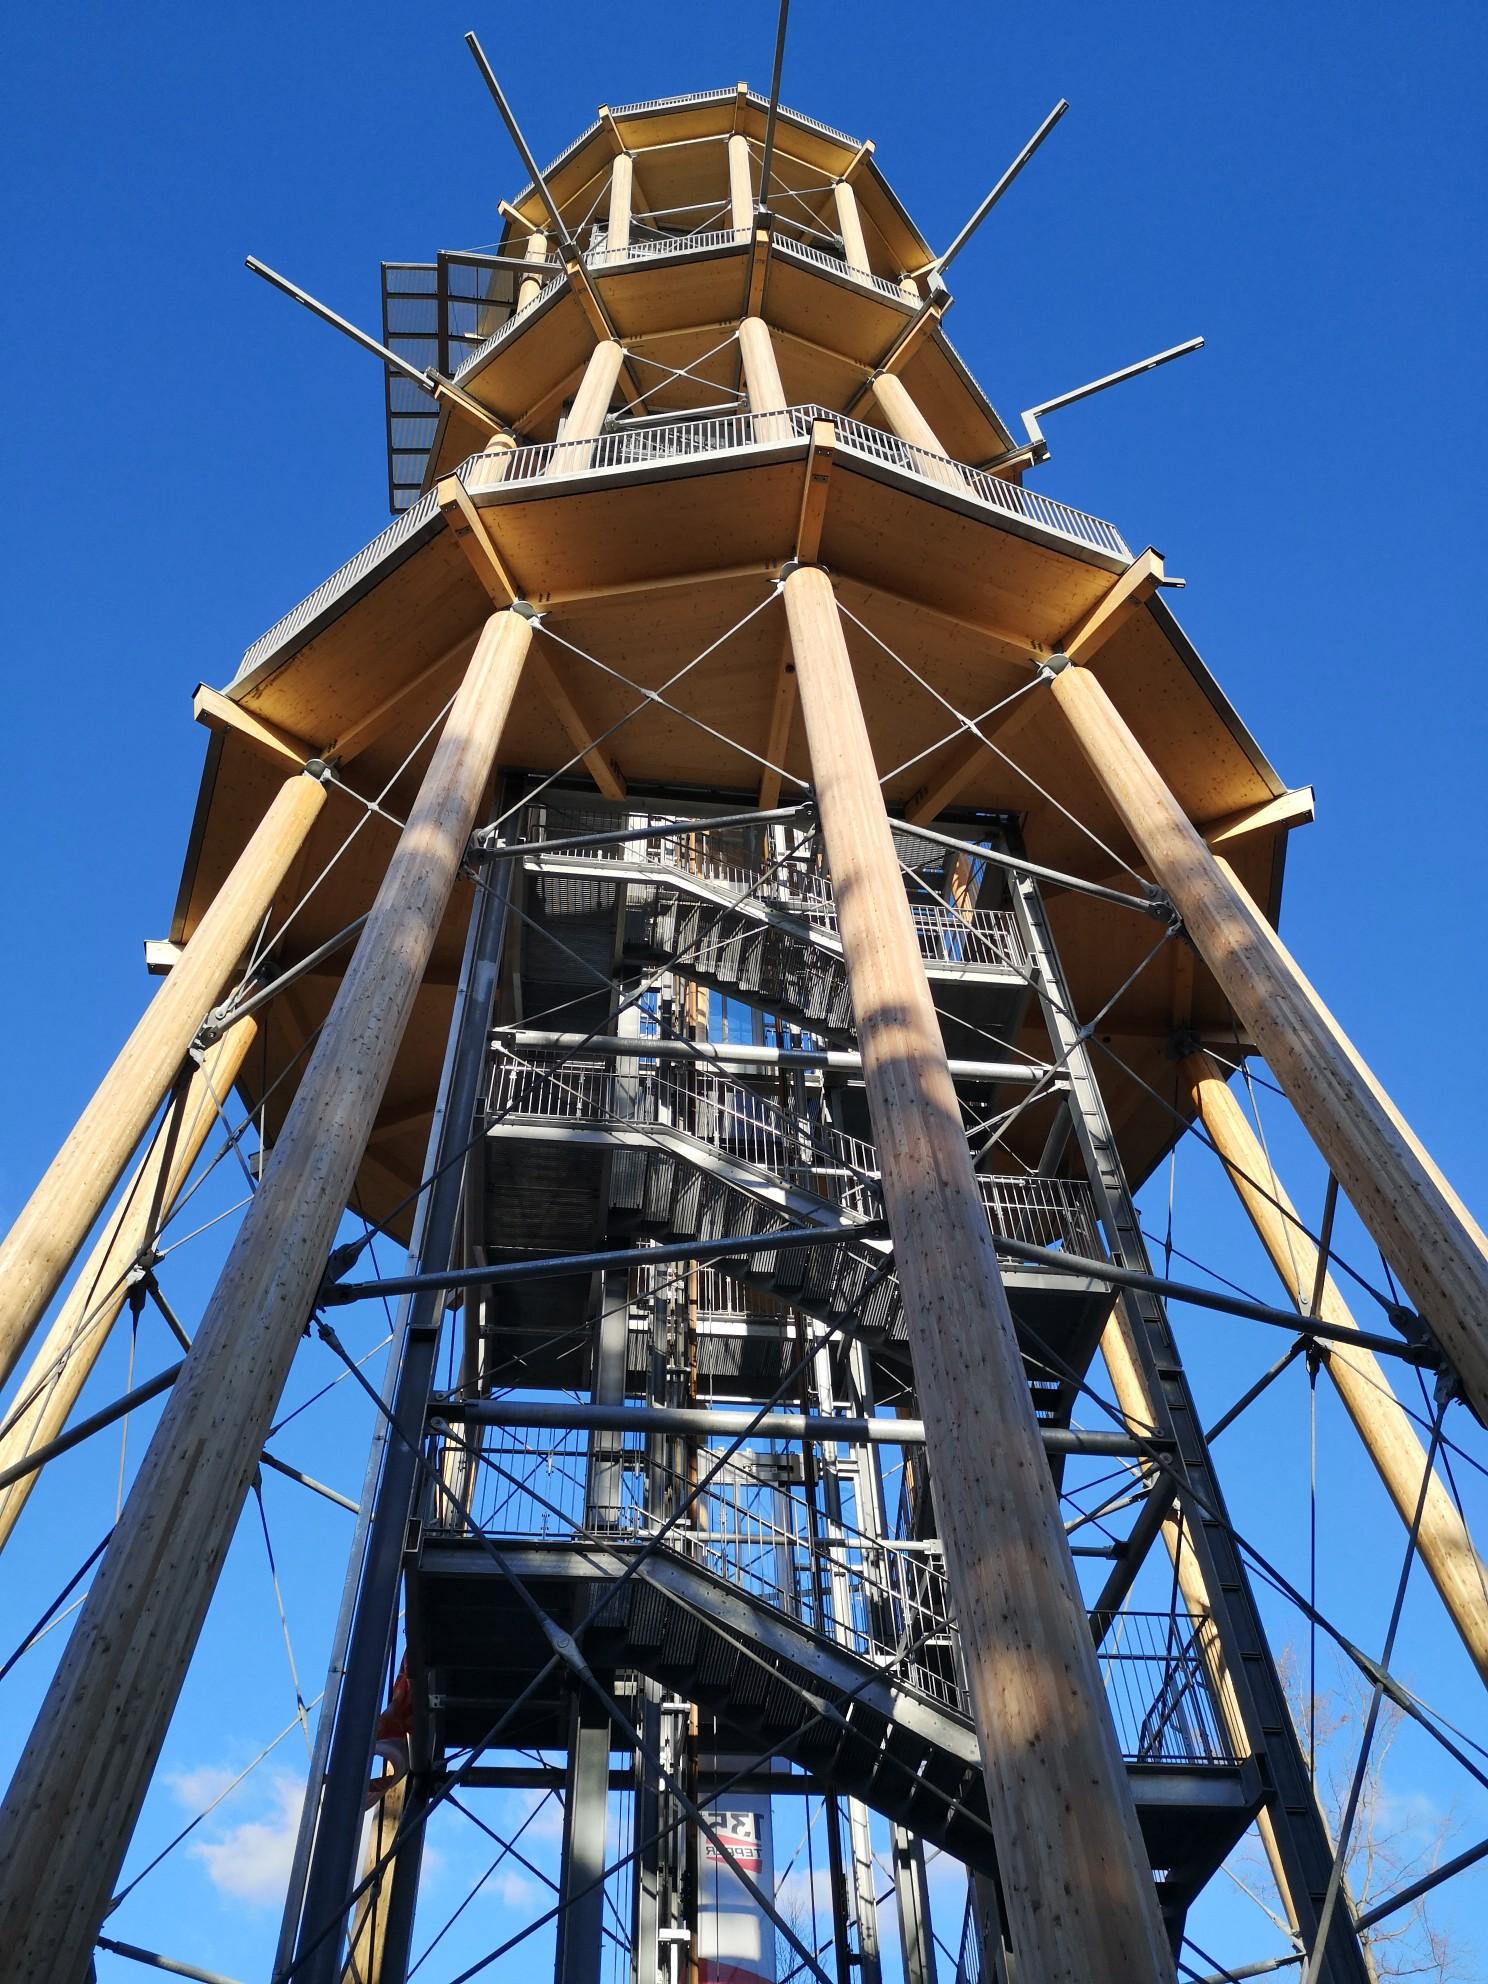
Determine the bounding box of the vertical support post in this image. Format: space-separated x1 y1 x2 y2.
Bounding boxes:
0 768 327 1389
587 1271 631 1521
1184 1049 1488 1685
780 563 1173 1983
518 228 550 311
727 133 754 233
1008 866 1370 1980
0 608 534 1984
832 181 871 274
552 339 626 473
889 1827 934 1984
631 1681 665 1984
0 1013 258 1551
607 152 634 258
1048 660 1488 1424
288 847 517 1984
555 1693 613 1984
738 317 790 442
344 1778 408 1984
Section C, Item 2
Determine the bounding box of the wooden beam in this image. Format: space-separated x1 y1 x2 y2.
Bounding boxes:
1050 660 1488 1425
605 151 633 257
840 138 875 184
1185 1048 1488 1685
782 563 1172 1982
794 419 836 564
903 674 1049 824
0 1015 260 1553
0 771 328 1394
551 339 626 474
436 476 627 796
1055 547 1166 664
526 645 626 802
437 475 518 604
1202 786 1316 849
192 684 317 770
845 297 947 413
727 133 754 231
532 561 778 610
756 634 799 812
324 635 474 766
746 225 770 318
1056 787 1320 904
869 371 962 490
0 609 536 1980
832 181 871 274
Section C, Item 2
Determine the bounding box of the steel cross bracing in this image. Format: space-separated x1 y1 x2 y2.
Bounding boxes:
259 785 1321 1984
1006 865 1373 1983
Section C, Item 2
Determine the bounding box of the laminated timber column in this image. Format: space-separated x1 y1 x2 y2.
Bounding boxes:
606 151 633 257
1048 661 1488 1425
738 315 791 443
0 767 326 1390
518 227 550 310
0 606 534 1984
868 371 964 492
1185 1048 1488 1685
551 337 625 474
780 563 1174 1983
0 1013 258 1551
832 180 871 274
727 132 754 231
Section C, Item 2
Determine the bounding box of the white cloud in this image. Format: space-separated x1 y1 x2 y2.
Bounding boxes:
165 1763 238 1813
481 1866 544 1909
188 1772 305 1907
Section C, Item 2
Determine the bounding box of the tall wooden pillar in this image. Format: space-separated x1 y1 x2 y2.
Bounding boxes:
1097 1315 1300 1933
1184 1048 1488 1684
0 768 326 1391
552 339 625 473
1048 660 1488 1425
0 1013 258 1551
0 607 534 1984
781 564 1173 1983
727 132 754 231
739 315 786 411
832 180 871 274
518 228 550 311
607 152 634 256
869 371 963 490
738 316 791 443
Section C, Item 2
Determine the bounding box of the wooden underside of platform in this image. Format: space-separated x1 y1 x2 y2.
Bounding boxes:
176 452 1301 1229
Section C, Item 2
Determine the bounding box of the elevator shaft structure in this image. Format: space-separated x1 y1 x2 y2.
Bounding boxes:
2 71 1482 1984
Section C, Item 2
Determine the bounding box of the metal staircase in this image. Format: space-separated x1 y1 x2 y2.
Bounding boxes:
411 1442 1262 1921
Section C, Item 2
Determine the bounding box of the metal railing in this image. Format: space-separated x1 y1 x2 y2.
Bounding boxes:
518 801 1027 974
236 408 1129 680
816 407 1132 558
487 1049 882 1222
450 271 565 383
584 226 753 269
429 1420 1237 1761
486 1047 1100 1262
237 489 442 682
772 234 914 303
1091 1610 1238 1766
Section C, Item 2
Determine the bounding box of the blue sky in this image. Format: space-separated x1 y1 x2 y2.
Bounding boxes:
1 3 1485 1979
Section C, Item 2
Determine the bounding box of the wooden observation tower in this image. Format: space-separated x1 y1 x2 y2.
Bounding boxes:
1 32 1485 1984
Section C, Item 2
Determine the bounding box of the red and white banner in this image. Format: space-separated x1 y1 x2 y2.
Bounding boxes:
698 1794 777 1984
